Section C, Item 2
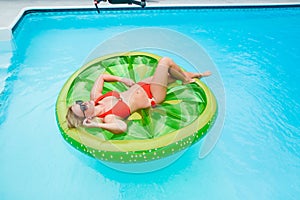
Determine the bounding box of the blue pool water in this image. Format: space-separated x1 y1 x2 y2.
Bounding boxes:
1 7 300 199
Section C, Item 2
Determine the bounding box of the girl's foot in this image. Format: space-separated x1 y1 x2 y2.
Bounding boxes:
198 71 212 78
183 71 212 84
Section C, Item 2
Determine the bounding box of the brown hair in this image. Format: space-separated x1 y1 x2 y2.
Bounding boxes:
66 106 84 128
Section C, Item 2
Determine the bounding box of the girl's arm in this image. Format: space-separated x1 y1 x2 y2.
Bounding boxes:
90 74 135 101
90 74 121 101
83 115 127 134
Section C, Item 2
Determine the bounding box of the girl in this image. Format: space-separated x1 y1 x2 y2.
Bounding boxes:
66 57 211 134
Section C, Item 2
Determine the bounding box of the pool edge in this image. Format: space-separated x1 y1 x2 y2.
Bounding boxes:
2 2 300 36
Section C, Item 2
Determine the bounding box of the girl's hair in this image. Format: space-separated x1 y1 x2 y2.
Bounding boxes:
66 106 84 128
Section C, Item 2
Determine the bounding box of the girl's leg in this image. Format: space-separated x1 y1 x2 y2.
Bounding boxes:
143 57 211 104
150 57 192 103
158 58 212 84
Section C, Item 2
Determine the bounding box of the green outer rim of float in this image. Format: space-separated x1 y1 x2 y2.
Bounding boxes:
55 52 217 163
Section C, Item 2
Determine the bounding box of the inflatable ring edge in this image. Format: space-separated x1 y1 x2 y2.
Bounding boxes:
55 51 217 161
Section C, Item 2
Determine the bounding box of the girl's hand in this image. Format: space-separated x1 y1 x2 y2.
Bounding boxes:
121 78 135 87
83 118 100 128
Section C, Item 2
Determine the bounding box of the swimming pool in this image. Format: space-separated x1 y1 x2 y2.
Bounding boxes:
1 6 300 199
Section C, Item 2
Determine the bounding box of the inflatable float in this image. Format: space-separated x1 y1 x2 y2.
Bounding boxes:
55 52 217 163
